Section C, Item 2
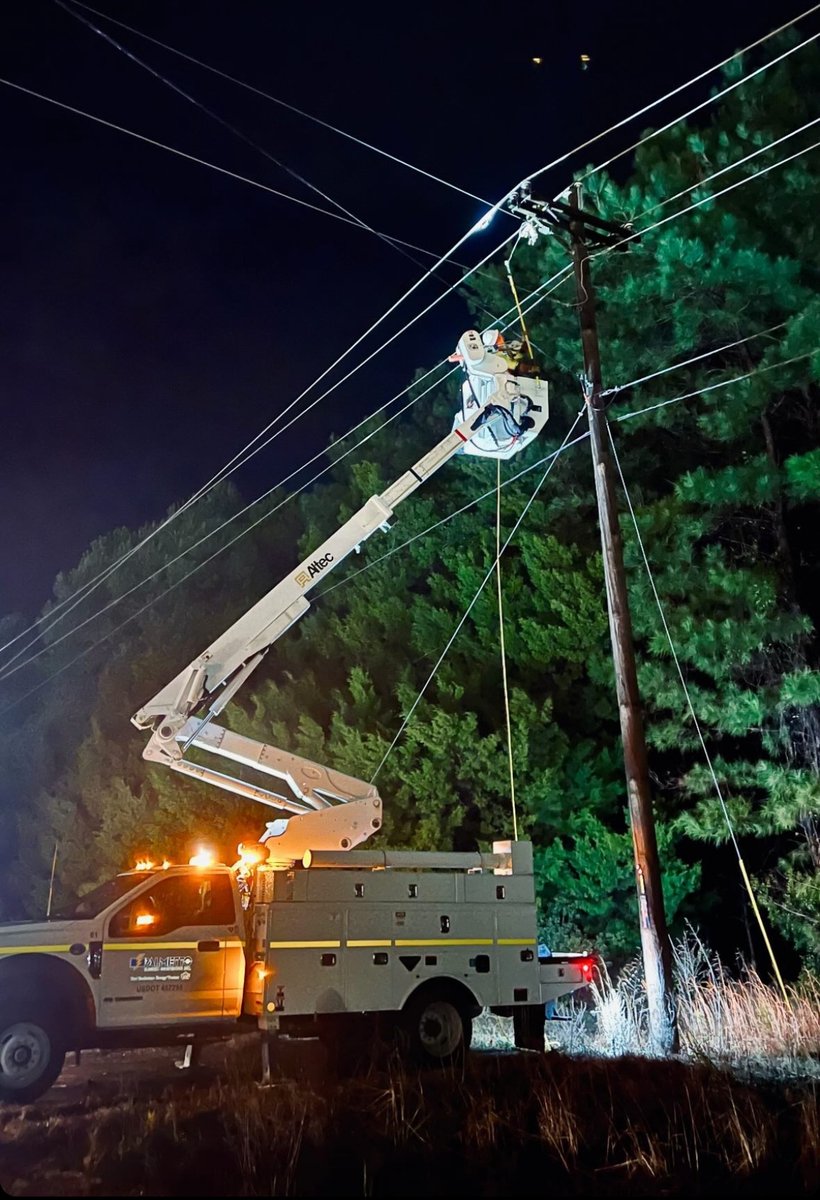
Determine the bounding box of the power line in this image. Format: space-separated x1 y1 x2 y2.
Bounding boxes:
370 409 588 782
606 419 791 1005
316 431 592 600
603 323 786 396
54 0 450 283
637 134 820 237
617 351 818 423
4 47 815 683
57 0 524 484
6 7 807 668
4 129 807 686
577 24 820 185
0 229 518 675
3 112 811 681
0 266 577 693
0 75 456 264
195 11 820 556
369 415 585 787
635 116 820 221
589 132 820 259
69 0 496 212
319 346 817 601
1 340 813 713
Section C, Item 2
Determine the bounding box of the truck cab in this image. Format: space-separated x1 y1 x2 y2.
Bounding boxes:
0 864 247 1102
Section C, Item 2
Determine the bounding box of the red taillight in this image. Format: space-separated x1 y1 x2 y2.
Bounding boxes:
581 957 595 981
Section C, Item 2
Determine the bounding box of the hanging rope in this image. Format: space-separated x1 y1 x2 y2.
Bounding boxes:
370 411 586 783
504 235 534 360
496 459 519 841
606 419 791 1008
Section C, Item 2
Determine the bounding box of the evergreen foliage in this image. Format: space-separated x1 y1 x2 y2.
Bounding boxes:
1 41 817 972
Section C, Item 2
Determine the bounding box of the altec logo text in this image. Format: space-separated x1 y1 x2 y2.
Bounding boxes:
295 553 334 588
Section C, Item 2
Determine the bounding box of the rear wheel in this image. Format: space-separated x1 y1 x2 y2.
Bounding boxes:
0 1007 66 1103
402 989 471 1067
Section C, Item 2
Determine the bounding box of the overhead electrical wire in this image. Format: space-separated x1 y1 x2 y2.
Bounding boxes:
525 3 820 189
3 9 817 676
5 115 815 684
69 0 496 210
3 0 811 660
314 349 817 602
1 343 815 714
56 0 514 360
575 23 820 186
316 431 592 601
603 323 786 397
55 0 465 288
616 351 819 423
0 228 524 676
606 419 792 1005
58 0 820 529
635 115 820 221
4 111 815 680
369 409 588 782
591 132 820 256
0 267 578 694
0 76 458 263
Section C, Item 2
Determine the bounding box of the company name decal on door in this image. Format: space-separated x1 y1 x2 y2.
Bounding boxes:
129 952 194 983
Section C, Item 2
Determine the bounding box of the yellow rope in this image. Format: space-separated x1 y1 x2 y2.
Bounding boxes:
605 420 793 1010
504 258 534 360
496 459 518 841
738 857 791 1007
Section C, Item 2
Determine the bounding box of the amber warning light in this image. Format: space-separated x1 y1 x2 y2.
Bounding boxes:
189 848 216 868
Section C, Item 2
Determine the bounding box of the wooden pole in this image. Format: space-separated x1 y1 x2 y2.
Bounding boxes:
568 182 678 1055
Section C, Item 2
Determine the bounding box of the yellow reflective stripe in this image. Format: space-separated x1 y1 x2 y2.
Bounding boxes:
347 939 392 948
103 941 200 951
0 945 71 954
269 940 341 949
394 938 493 947
497 938 536 946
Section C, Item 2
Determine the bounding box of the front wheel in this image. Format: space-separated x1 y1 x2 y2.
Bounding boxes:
401 989 471 1067
0 1008 66 1103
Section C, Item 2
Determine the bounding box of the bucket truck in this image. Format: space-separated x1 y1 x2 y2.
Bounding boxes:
0 333 594 1102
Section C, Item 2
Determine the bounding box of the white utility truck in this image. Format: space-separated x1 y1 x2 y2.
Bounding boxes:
0 332 594 1102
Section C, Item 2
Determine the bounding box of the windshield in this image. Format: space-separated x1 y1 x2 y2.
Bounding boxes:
51 873 147 920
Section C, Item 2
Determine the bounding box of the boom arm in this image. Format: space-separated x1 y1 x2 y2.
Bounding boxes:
132 331 548 860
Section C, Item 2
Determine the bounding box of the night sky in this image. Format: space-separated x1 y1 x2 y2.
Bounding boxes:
2 0 780 619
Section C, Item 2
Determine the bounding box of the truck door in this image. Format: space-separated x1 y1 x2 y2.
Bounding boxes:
97 871 240 1027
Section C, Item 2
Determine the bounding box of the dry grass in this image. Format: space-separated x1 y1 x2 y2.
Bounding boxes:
0 1040 818 1196
570 934 820 1076
1 941 818 1196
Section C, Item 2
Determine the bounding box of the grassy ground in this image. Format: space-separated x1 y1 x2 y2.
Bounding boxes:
2 941 818 1197
0 1037 817 1197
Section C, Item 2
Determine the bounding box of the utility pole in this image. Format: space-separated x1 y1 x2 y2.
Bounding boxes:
568 181 678 1055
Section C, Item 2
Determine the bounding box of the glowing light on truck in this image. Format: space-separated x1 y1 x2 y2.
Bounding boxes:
237 842 268 868
189 848 216 868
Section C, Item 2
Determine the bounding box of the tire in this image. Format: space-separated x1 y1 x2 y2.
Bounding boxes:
0 1006 66 1103
401 989 471 1067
